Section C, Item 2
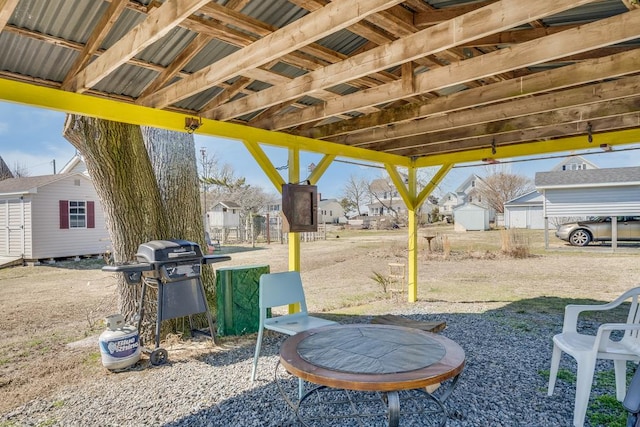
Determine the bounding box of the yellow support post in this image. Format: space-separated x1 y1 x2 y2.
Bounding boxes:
288 149 301 314
406 167 418 302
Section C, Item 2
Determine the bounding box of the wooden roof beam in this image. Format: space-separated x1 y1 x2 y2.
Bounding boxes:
341 75 640 146
303 49 640 139
362 96 640 153
61 0 128 91
210 0 597 122
0 0 20 31
259 9 640 131
139 0 405 109
65 0 210 93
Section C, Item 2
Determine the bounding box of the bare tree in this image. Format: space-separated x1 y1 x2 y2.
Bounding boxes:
341 174 369 216
472 167 534 213
11 162 29 178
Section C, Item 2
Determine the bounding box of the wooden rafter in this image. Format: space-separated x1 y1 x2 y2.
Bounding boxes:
0 0 19 31
209 0 596 122
257 9 640 131
139 0 406 108
65 0 210 93
61 0 128 91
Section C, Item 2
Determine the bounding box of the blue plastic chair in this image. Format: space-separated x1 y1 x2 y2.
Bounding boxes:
250 271 337 398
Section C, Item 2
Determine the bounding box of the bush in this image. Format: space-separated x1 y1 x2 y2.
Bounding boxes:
500 229 531 258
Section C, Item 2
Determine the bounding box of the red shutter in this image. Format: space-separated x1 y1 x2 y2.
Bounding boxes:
59 200 69 229
87 201 95 229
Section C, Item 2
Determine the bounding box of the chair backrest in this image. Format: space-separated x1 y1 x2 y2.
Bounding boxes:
624 288 640 344
259 271 309 314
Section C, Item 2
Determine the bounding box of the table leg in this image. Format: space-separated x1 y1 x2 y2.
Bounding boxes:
386 391 400 427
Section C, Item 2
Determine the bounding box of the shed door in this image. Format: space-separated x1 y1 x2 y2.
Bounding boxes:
510 208 528 228
1 199 25 256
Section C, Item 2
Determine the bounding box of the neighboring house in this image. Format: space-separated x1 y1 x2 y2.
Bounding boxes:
551 155 598 172
503 156 600 230
453 203 490 231
59 153 87 175
0 173 108 261
318 198 345 224
535 166 640 218
439 192 459 219
0 156 13 180
367 178 407 217
503 191 545 229
439 174 495 223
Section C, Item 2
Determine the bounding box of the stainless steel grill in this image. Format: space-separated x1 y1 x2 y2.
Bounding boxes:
104 239 230 365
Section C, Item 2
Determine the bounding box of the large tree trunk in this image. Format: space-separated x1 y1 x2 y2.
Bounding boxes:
141 127 215 307
64 116 169 325
64 117 214 343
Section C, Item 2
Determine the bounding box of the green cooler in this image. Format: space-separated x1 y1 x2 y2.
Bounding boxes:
215 264 270 336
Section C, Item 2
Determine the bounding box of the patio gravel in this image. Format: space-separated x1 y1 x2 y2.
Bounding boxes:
1 303 623 426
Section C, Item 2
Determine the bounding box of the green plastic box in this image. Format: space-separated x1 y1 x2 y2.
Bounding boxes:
215 265 270 336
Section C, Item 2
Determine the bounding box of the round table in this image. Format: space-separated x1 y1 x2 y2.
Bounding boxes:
279 323 465 426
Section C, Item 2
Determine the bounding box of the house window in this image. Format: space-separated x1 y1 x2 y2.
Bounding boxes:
59 200 95 229
69 201 86 228
471 180 475 187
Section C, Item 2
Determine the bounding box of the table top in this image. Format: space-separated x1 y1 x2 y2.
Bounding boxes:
280 323 465 392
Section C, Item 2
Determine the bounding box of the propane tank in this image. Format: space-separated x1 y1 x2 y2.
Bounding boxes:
99 314 141 370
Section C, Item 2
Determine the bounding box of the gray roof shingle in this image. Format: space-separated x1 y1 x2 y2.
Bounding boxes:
535 166 640 188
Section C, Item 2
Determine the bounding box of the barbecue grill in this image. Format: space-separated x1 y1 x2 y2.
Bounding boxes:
103 239 230 365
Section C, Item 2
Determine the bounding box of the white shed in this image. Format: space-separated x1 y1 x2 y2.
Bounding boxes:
208 201 241 228
453 203 490 231
504 191 545 229
0 173 108 261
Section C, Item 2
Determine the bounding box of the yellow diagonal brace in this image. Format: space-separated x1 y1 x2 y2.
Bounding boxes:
242 139 285 192
415 163 453 208
0 78 410 167
307 154 335 185
385 164 413 209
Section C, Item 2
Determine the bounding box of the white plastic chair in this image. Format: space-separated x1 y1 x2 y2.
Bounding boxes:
250 271 337 397
548 286 640 427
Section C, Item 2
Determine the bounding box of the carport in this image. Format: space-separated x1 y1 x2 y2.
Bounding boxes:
1 0 640 301
536 166 640 249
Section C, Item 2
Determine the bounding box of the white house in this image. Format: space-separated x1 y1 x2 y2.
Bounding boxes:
367 178 407 217
440 174 495 223
318 198 345 224
0 173 108 262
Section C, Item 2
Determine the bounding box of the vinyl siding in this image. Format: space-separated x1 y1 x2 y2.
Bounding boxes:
544 186 640 217
30 175 108 259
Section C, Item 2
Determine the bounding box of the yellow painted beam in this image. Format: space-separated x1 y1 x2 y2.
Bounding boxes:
242 139 286 191
414 129 640 168
0 78 410 167
307 154 336 185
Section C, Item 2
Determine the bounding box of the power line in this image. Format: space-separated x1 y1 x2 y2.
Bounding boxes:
453 145 640 169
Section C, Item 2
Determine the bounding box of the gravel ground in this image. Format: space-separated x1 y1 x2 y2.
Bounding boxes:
2 300 626 427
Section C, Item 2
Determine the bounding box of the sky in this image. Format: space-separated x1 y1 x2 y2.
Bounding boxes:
1 100 640 200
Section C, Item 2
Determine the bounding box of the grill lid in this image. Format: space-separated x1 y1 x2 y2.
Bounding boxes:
135 239 203 264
